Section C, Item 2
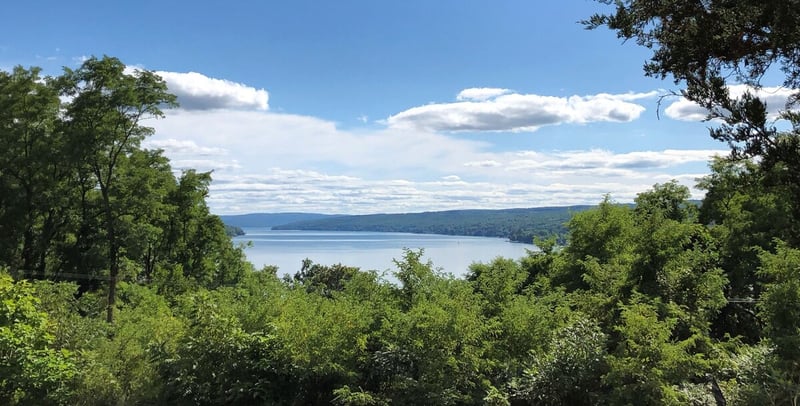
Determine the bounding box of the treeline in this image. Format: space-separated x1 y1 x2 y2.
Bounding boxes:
271 206 594 244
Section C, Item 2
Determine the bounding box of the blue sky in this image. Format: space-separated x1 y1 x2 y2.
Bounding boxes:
2 1 793 214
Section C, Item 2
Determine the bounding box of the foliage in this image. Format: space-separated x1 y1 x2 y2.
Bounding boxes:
74 282 185 404
0 271 77 405
0 172 796 405
290 259 361 297
585 0 800 90
587 0 800 247
332 385 389 406
158 291 295 405
511 316 607 405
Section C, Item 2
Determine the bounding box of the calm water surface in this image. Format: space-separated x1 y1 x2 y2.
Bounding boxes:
233 228 534 278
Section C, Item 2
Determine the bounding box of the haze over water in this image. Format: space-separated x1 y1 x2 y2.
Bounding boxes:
234 228 534 278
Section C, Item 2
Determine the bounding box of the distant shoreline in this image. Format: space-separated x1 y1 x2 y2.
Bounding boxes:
221 205 598 245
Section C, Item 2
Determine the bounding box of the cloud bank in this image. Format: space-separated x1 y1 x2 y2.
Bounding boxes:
150 107 723 214
386 90 656 132
206 168 711 215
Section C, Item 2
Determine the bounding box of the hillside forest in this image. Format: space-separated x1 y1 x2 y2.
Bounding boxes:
267 207 594 244
2 1 800 404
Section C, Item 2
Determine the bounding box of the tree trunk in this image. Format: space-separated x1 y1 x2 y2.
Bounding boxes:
106 224 118 323
103 193 118 323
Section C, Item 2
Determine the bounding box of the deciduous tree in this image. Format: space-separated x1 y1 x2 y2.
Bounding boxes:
59 56 176 322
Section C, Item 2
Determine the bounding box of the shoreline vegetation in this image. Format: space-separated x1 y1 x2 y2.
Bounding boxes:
224 224 246 237
3 1 800 403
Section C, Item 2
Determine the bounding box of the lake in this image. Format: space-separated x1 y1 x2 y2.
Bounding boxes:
233 228 534 278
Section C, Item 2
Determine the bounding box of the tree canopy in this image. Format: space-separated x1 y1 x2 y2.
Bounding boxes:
586 0 800 164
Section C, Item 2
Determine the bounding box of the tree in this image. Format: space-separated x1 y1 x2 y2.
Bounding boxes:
585 0 800 122
511 316 607 406
756 241 800 402
698 158 791 341
291 259 361 298
0 67 70 279
467 256 527 318
59 56 176 322
586 0 800 244
627 183 727 339
393 249 437 310
558 196 636 291
113 148 176 284
604 299 712 405
155 169 251 294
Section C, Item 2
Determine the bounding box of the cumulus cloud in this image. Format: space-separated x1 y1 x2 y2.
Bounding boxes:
386 90 656 132
155 71 269 111
664 85 798 121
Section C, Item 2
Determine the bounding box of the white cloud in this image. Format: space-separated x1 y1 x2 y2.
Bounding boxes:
464 160 502 168
128 71 721 214
151 109 490 177
155 71 269 111
387 90 657 132
205 168 707 215
456 87 511 101
170 159 241 172
664 99 709 122
505 149 725 173
144 139 227 156
149 107 722 214
664 85 798 121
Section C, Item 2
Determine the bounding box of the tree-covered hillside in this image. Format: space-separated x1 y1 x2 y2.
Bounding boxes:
220 212 340 228
272 206 595 244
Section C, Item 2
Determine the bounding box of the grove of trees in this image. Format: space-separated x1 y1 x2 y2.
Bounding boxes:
1 1 800 404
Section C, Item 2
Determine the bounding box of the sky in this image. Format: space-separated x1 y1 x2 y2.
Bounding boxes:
1 1 794 214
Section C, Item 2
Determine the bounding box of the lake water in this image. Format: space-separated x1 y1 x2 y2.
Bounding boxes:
233 228 534 278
